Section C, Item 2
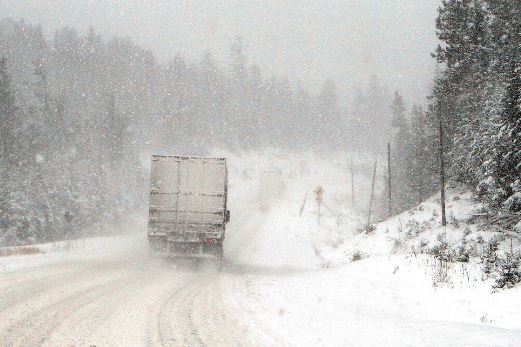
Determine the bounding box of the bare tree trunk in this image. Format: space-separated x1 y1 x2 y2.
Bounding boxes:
387 142 392 217
367 157 378 226
438 115 447 226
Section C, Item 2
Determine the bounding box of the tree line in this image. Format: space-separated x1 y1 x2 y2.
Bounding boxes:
1 18 390 245
4 0 516 246
386 0 520 216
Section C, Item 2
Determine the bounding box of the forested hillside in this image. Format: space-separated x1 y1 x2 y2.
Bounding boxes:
386 0 520 216
1 0 520 246
0 18 388 245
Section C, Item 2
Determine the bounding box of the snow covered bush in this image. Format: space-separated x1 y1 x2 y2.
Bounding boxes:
503 193 521 212
430 234 453 286
493 251 521 290
457 242 470 263
430 234 453 260
350 250 365 262
403 219 429 239
481 237 499 279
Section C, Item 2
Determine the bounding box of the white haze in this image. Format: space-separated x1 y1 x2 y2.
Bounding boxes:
0 0 440 104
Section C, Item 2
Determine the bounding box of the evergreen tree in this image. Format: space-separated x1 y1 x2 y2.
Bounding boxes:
405 105 439 205
389 91 413 212
0 57 17 165
430 0 521 207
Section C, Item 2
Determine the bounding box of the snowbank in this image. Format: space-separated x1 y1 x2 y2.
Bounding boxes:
226 254 521 346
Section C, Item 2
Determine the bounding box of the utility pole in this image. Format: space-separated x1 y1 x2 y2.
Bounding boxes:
438 113 447 226
387 142 392 217
351 157 355 207
367 157 378 226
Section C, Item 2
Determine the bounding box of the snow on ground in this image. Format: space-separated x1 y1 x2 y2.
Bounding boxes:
219 256 521 346
0 233 147 273
1 149 520 346
218 148 372 269
213 149 521 345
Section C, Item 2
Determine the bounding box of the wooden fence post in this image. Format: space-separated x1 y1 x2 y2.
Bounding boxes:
314 185 324 225
367 157 378 227
387 142 392 217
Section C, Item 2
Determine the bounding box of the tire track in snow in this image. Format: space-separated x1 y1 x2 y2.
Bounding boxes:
42 273 153 347
0 262 81 291
0 275 133 347
0 265 96 312
157 277 207 347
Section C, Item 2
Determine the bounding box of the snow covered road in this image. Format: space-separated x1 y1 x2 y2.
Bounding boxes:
0 234 311 347
1 237 521 347
0 246 197 346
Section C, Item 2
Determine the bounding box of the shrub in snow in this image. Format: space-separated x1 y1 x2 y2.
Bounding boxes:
364 223 376 233
430 234 454 286
477 176 497 199
404 219 429 239
351 250 365 262
503 193 521 212
457 240 470 263
477 176 510 206
481 237 499 279
430 234 453 262
493 251 521 290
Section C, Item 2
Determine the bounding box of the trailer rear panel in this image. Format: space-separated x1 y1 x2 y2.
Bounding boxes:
147 155 228 260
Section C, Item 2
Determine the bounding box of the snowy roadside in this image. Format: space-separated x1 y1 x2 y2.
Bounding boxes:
218 254 521 346
0 233 146 273
212 151 521 345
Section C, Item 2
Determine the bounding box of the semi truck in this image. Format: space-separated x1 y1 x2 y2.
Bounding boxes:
147 155 230 264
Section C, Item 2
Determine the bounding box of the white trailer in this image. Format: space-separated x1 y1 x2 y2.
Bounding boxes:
147 155 229 263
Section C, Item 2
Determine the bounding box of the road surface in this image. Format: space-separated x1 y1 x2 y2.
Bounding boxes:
1 235 520 347
0 241 251 347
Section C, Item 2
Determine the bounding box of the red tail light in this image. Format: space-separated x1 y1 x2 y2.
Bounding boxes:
203 238 219 245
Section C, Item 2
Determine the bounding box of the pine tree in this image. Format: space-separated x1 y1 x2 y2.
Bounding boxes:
389 91 413 212
405 105 438 205
0 57 17 165
431 0 521 207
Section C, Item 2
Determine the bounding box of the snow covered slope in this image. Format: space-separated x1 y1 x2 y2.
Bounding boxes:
214 150 521 345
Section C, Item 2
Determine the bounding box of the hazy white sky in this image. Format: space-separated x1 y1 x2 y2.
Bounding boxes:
0 0 441 104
